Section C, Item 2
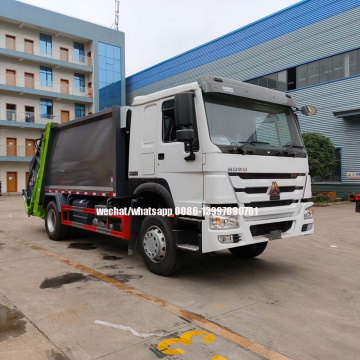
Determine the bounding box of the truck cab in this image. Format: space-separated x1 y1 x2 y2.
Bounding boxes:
128 75 314 263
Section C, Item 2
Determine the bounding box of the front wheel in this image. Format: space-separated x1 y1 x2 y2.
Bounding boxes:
140 216 184 276
45 201 69 241
229 242 268 258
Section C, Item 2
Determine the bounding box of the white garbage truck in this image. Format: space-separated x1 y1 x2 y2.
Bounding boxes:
23 75 316 275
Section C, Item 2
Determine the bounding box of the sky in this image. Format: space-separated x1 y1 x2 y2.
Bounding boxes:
19 0 300 76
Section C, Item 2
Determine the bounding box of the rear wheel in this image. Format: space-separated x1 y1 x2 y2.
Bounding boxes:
229 242 268 258
45 201 69 241
140 216 184 276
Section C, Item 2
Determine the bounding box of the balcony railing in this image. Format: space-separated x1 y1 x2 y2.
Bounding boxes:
0 37 93 67
0 73 92 98
0 144 35 158
0 110 80 125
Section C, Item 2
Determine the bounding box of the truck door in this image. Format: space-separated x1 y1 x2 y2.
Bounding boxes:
157 97 203 214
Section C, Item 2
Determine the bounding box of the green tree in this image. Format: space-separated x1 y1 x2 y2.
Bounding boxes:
302 132 336 178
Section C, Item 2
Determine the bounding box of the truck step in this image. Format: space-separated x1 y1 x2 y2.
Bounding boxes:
176 244 200 252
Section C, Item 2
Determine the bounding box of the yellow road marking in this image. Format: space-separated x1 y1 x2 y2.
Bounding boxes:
216 304 227 309
180 330 215 344
212 356 228 360
16 238 292 360
158 330 215 355
158 337 190 355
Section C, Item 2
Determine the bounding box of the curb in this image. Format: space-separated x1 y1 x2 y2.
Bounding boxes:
314 201 351 207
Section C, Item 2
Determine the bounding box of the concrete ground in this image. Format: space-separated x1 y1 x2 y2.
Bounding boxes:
0 196 359 360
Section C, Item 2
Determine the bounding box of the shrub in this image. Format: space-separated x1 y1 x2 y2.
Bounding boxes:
302 132 336 179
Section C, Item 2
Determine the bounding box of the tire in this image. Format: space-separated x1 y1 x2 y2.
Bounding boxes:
140 216 184 276
45 201 69 241
229 242 268 258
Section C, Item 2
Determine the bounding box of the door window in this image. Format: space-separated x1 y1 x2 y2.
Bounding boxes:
161 99 199 151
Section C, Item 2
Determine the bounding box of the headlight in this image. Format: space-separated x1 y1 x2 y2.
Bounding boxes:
210 215 239 230
304 206 314 220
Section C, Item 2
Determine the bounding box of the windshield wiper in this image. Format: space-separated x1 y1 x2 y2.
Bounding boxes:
283 142 304 149
227 142 241 153
232 141 270 154
238 141 270 147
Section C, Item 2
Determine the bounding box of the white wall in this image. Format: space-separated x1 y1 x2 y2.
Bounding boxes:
0 57 92 97
0 93 84 124
0 20 93 65
0 162 31 193
0 21 96 193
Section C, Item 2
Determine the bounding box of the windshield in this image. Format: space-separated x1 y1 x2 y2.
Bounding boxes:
204 94 303 151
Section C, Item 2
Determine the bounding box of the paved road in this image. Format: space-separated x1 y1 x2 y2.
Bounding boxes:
0 196 359 360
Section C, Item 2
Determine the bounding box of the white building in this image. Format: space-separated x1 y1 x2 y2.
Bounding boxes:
0 0 125 193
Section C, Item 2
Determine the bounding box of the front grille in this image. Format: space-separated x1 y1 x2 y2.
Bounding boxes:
232 234 241 243
244 200 297 208
250 221 293 236
230 173 305 179
280 186 303 192
236 186 303 194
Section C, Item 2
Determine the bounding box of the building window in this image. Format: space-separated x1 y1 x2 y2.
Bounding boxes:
40 99 53 119
349 49 359 76
40 33 52 55
296 64 307 88
75 104 85 118
331 53 345 80
319 57 331 83
6 104 16 121
40 66 52 87
245 48 360 92
247 78 259 86
313 148 342 183
74 73 85 92
258 76 267 88
277 70 287 92
267 73 277 90
98 42 121 110
307 60 319 86
287 67 296 90
25 106 35 123
74 42 85 63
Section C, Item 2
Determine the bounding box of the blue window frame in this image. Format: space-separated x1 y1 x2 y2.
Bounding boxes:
74 73 85 92
75 103 85 118
74 42 85 63
40 99 53 119
40 66 52 87
98 42 121 110
40 33 52 55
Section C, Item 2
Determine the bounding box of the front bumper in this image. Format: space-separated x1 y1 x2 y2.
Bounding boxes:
201 202 314 253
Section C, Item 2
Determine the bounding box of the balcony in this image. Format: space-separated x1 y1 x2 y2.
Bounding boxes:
0 144 34 162
0 109 46 128
0 73 93 103
0 109 82 128
0 36 93 72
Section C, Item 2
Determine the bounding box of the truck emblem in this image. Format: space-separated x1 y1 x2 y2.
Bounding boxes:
269 181 280 201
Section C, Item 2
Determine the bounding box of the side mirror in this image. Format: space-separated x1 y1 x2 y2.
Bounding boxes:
174 92 195 127
300 105 317 116
176 129 196 161
176 129 195 142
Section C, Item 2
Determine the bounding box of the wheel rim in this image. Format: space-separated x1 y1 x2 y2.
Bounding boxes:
47 208 56 233
143 225 166 263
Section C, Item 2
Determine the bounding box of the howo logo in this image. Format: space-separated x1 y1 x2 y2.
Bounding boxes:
269 181 281 201
228 167 247 172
